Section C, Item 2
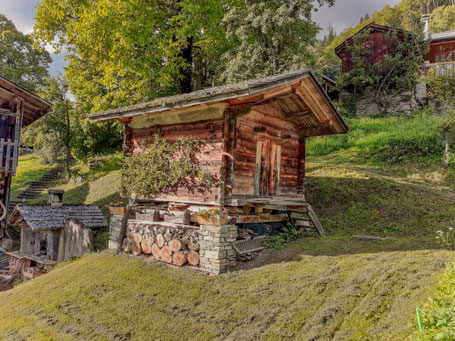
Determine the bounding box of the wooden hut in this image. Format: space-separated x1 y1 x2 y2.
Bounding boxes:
90 70 348 228
7 190 107 278
0 76 51 239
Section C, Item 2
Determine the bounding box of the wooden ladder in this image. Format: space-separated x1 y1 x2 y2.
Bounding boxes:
290 204 326 236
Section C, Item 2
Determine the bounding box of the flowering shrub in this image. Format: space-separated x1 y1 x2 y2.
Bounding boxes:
192 207 228 219
106 201 127 208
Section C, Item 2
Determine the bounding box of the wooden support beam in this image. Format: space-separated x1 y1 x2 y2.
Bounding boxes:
307 204 326 236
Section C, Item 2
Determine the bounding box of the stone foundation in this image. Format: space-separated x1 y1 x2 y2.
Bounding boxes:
346 89 420 116
108 215 123 249
199 224 237 275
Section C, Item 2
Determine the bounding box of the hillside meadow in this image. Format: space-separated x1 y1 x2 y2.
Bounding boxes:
2 112 455 339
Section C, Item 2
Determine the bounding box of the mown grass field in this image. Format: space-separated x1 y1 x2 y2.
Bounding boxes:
0 247 453 340
3 113 455 339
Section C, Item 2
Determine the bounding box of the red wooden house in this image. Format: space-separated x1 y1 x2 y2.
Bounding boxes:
334 23 413 74
0 76 51 239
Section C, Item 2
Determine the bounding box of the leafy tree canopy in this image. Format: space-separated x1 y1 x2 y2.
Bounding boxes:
430 5 455 32
221 0 334 83
34 0 332 112
0 14 51 92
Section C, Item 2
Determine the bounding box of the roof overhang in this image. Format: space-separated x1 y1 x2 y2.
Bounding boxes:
334 22 413 58
89 70 349 137
0 75 51 126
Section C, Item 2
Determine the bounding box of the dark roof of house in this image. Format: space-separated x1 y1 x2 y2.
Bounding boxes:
89 70 319 122
430 30 455 43
334 22 413 56
10 205 108 230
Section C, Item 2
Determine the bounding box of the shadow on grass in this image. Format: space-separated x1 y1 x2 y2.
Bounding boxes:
234 236 446 271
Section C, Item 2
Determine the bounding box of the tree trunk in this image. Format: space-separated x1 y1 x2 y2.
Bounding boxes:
444 133 451 169
178 36 193 94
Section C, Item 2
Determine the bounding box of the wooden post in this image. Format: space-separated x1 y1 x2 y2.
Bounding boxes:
254 141 263 196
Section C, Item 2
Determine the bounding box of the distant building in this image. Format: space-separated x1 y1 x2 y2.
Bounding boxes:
421 14 455 74
334 23 413 75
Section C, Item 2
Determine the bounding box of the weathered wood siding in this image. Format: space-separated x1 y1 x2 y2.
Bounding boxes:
229 104 302 197
125 119 224 203
425 40 455 63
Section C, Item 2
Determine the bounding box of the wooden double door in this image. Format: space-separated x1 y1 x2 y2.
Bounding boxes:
254 139 281 196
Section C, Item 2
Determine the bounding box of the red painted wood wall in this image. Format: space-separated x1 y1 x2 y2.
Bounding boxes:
425 41 455 63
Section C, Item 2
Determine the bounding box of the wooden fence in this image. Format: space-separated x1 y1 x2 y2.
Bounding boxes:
420 62 455 76
0 138 18 175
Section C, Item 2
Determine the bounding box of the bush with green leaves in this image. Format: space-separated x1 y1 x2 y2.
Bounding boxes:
121 135 214 200
264 223 304 249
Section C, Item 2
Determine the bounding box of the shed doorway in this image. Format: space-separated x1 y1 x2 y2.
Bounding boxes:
254 140 281 196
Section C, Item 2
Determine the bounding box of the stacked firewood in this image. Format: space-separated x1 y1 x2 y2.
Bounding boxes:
125 223 200 267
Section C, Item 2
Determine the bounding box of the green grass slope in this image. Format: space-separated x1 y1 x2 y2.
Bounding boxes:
0 248 453 340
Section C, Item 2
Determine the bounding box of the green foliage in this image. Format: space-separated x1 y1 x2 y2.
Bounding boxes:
33 0 331 111
336 27 426 113
121 135 213 198
430 5 455 32
23 76 81 168
264 222 303 249
33 0 230 110
416 262 455 340
424 68 455 168
307 113 446 163
0 14 51 92
221 0 333 82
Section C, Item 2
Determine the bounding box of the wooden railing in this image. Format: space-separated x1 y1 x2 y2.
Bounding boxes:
420 62 455 76
0 138 19 175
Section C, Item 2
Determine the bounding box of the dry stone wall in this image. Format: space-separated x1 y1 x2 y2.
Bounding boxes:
199 224 237 275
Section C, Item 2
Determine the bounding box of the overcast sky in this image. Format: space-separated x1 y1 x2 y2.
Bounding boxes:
1 0 402 75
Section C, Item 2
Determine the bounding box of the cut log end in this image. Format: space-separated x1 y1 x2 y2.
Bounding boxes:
172 251 188 267
169 239 186 252
151 243 161 259
188 250 199 266
132 241 143 256
141 239 154 255
156 234 165 248
160 246 173 263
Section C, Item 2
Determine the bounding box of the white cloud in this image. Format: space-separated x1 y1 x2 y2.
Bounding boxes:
313 0 402 37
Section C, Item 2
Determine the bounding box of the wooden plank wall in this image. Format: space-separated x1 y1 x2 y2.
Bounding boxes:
125 120 224 203
426 41 455 63
230 104 301 196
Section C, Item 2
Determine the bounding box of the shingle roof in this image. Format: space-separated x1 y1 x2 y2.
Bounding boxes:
11 205 108 230
431 30 455 42
88 70 314 122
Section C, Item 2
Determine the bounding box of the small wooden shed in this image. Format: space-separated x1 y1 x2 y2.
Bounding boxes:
9 190 107 262
90 71 348 220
